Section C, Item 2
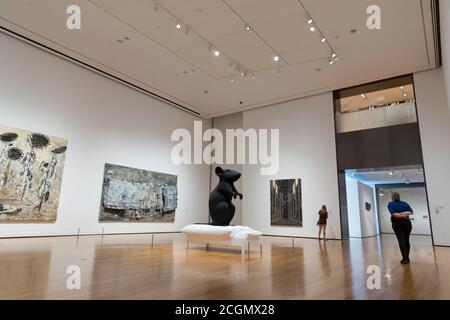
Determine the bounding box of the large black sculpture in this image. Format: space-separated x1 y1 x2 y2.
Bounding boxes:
209 166 243 226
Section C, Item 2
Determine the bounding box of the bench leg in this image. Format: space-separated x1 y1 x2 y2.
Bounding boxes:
247 242 250 259
206 243 209 251
186 240 189 251
260 243 263 255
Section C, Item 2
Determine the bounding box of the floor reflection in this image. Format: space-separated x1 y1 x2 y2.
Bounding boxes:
0 233 448 299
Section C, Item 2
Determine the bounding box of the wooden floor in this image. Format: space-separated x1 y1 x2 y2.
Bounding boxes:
0 233 449 299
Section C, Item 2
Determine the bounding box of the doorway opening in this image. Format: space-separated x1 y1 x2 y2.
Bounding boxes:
339 165 432 240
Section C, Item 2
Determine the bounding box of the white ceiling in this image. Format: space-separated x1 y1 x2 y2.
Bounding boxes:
0 0 439 118
350 167 425 185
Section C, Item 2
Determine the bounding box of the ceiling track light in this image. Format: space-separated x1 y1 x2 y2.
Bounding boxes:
245 25 251 31
213 49 220 57
331 52 337 58
310 26 316 32
321 37 326 43
307 18 313 24
273 55 280 62
176 21 182 29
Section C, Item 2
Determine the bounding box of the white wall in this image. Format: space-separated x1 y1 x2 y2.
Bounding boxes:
440 0 450 111
346 176 361 238
378 187 431 236
210 112 243 225
242 93 341 239
357 181 378 238
345 176 378 238
414 68 450 245
0 33 211 237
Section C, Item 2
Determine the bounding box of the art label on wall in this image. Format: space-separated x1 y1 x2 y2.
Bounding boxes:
99 163 178 222
270 179 302 226
0 124 68 222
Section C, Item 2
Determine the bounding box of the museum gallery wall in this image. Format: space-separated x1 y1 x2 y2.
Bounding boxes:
99 164 178 223
0 32 210 237
0 124 67 222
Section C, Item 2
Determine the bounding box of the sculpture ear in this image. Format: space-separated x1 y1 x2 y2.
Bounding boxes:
215 166 224 176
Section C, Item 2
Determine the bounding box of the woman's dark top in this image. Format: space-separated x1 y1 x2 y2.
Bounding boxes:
317 210 328 225
388 199 413 222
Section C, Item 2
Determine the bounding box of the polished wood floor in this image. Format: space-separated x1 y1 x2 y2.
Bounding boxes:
0 233 449 299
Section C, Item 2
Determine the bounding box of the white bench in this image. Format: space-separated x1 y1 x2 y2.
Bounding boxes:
181 224 263 258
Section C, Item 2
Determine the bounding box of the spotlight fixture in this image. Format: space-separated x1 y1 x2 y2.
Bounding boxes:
321 37 326 43
176 22 182 29
310 26 316 32
400 86 404 90
213 49 220 57
389 170 393 176
308 18 313 24
245 25 251 31
229 78 234 84
240 71 246 77
361 93 366 99
332 53 337 58
329 59 334 65
273 55 280 62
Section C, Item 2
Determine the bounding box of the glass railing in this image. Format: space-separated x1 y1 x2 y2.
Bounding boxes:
336 102 417 133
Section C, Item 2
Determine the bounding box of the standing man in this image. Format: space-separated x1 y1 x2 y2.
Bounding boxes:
388 192 413 264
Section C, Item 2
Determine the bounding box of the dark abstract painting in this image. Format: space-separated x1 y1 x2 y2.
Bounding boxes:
270 179 302 226
99 163 178 222
0 124 68 222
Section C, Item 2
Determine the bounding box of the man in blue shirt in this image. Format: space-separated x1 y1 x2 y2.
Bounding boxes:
387 192 413 264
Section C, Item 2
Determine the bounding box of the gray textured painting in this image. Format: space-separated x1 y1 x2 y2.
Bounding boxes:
0 124 68 222
99 163 178 222
270 179 302 226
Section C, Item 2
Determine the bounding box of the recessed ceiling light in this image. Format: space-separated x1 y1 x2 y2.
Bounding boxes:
329 59 334 65
403 93 407 97
310 26 316 32
245 25 251 31
389 170 393 175
213 49 220 57
332 53 337 58
273 55 280 62
308 19 313 24
176 22 182 29
400 86 404 90
321 37 326 43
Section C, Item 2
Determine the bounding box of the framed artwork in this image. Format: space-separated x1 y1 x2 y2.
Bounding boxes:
99 163 178 222
270 178 302 226
0 124 68 222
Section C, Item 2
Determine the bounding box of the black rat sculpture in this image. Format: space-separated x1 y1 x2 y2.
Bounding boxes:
209 166 243 226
